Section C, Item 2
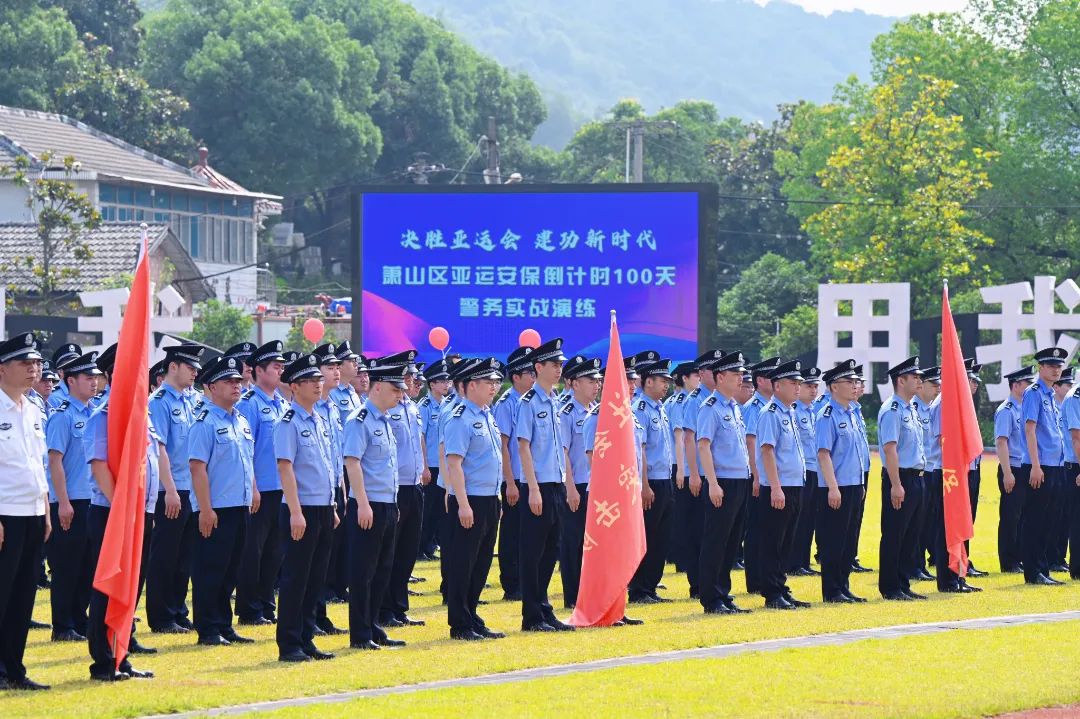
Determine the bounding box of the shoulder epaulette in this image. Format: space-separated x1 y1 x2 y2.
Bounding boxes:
689 387 701 398
152 388 166 400
767 402 778 412
1073 386 1080 399
453 404 466 418
282 409 295 422
356 408 368 422
704 396 717 407
57 399 70 412
676 392 686 404
521 389 535 402
195 409 209 422
890 400 899 410
495 388 511 404
636 400 646 411
561 402 574 415
823 404 833 417
242 389 255 400
752 397 763 407
589 404 600 416
95 390 105 399
419 397 430 408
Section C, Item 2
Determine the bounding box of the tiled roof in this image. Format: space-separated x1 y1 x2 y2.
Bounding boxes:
0 222 213 301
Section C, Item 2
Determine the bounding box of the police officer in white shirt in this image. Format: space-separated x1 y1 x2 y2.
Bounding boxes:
0 332 51 691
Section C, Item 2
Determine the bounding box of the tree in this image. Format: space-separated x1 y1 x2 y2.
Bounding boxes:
47 0 144 67
799 60 996 317
760 305 818 359
285 319 342 354
187 299 253 350
0 2 84 110
0 152 100 312
715 253 817 360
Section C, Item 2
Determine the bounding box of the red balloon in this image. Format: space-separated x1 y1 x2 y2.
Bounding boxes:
302 318 325 344
518 328 541 348
429 326 450 351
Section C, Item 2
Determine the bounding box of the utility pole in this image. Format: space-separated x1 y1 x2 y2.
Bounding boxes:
483 116 501 185
615 120 678 183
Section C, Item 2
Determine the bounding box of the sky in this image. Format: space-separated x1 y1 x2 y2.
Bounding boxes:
760 0 968 16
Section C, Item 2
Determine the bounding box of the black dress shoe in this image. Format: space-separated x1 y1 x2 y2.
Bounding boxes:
378 616 405 628
783 594 811 608
279 650 312 662
733 560 745 570
1050 563 1069 574
91 671 129 682
723 599 752 614
1047 576 1066 585
651 594 672 603
842 591 868 603
804 567 821 575
316 620 348 635
619 615 645 625
958 582 982 593
502 591 522 601
400 615 425 627
152 622 190 634
408 589 422 597
790 567 813 577
851 561 873 573
303 645 335 660
198 635 231 646
627 594 659 604
223 631 255 644
4 676 50 691
474 626 506 639
350 639 381 650
765 596 796 610
704 603 733 615
123 667 154 679
1026 574 1060 586
903 590 928 600
409 575 427 583
967 567 988 578
544 618 575 632
52 629 86 642
238 616 272 626
1002 565 1023 574
175 616 194 630
28 619 51 630
882 592 913 601
522 621 557 632
375 636 407 647
824 594 855 604
451 628 484 641
312 625 327 636
128 638 158 654
939 584 965 593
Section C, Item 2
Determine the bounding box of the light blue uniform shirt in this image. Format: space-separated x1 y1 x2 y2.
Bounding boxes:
993 397 1024 468
443 399 502 496
45 396 94 501
435 393 461 489
743 392 769 437
387 398 423 486
515 385 565 483
755 399 806 487
634 394 674 481
664 389 688 470
794 400 818 472
559 398 593 487
314 397 344 483
878 394 925 470
1021 378 1064 466
695 390 750 479
815 398 867 487
343 400 399 503
913 396 933 466
274 402 335 506
47 382 69 410
678 386 708 476
1061 389 1080 464
84 402 161 513
329 383 361 418
852 401 871 473
148 383 198 491
238 385 289 492
493 388 524 480
418 394 443 469
926 398 943 472
188 402 255 511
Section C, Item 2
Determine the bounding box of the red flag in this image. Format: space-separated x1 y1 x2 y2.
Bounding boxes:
940 282 980 576
570 312 646 627
92 229 150 668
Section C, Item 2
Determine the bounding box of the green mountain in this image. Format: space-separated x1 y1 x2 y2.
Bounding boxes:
404 0 897 146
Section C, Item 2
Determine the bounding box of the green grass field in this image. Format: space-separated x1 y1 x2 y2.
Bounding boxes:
6 456 1079 719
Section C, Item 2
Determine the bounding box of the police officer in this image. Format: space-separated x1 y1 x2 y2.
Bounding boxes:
149 360 167 392
995 366 1033 573
326 341 363 602
84 349 160 681
442 358 507 641
47 344 81 410
44 349 102 642
0 333 51 691
275 353 339 662
329 341 363 415
1059 367 1080 580
848 365 874 574
417 358 451 561
743 356 780 594
909 366 940 582
962 358 990 577
628 358 675 604
787 367 820 577
754 360 809 610
677 350 723 598
1049 365 1073 574
343 358 406 650
558 355 602 608
878 356 926 601
492 347 535 600
32 360 58 410
350 353 371 403
665 362 698 574
223 343 256 390
188 356 257 647
695 351 752 615
1020 347 1068 585
517 338 574 632
145 343 204 633
235 340 289 625
436 359 475 601
815 360 868 603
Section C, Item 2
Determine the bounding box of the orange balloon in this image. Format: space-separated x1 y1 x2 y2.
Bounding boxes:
428 326 450 351
518 328 541 348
